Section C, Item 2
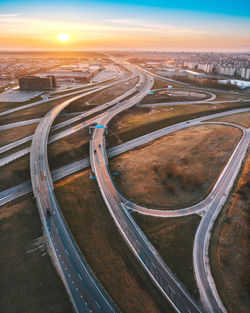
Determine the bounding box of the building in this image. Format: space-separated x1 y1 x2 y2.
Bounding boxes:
47 68 101 83
19 75 57 91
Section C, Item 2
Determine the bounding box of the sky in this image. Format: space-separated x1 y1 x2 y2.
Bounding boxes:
0 0 250 51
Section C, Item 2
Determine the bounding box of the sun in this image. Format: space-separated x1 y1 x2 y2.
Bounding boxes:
58 33 70 42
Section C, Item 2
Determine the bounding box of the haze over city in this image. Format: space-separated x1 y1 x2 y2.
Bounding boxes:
0 0 250 51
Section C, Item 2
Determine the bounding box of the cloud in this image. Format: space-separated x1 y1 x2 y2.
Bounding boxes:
0 13 21 17
106 18 214 35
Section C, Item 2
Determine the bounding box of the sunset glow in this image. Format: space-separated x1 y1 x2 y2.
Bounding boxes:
58 33 69 42
0 0 249 51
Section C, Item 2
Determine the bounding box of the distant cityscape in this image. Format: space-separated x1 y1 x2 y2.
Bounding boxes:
125 51 250 80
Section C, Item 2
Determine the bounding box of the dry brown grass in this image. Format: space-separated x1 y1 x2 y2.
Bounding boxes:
64 77 138 113
0 96 73 124
0 123 37 147
133 213 201 299
0 195 74 313
0 95 44 113
209 111 250 128
55 170 175 313
140 90 209 105
0 154 30 192
213 92 250 101
210 151 250 313
107 102 249 147
110 124 242 209
153 79 181 89
48 127 90 170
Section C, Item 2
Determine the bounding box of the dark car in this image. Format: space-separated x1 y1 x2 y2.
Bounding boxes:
46 208 51 217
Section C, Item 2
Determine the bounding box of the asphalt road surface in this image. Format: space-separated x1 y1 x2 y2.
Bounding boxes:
29 76 134 312
90 68 206 313
1 60 249 313
1 107 249 207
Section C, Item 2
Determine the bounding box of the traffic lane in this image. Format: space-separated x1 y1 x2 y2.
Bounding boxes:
95 164 203 313
193 131 250 312
93 133 204 313
30 84 123 313
50 209 113 313
4 86 247 206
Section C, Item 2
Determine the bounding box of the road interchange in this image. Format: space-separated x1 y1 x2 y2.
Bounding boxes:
0 59 249 313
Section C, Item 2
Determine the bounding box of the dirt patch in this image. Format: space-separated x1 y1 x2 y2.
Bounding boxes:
0 195 74 313
55 170 175 313
110 124 242 209
210 150 250 313
133 212 201 299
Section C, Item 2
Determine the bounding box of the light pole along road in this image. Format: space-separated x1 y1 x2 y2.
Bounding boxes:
29 83 127 312
90 67 206 313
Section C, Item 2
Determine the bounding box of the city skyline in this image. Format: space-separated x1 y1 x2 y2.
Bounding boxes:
0 0 250 51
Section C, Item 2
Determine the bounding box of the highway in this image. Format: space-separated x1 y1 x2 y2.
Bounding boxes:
135 64 250 96
193 128 250 313
90 81 249 313
139 98 250 108
139 98 250 107
90 80 249 313
1 57 249 313
0 67 121 117
29 78 127 312
0 118 42 130
1 107 249 206
90 67 206 313
120 121 248 217
0 71 138 164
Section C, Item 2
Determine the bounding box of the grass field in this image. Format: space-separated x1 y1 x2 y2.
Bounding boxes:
0 94 79 124
0 195 75 313
48 127 90 170
0 95 44 113
0 154 30 192
107 101 249 147
140 89 209 105
109 124 241 209
210 150 250 313
152 79 182 89
133 212 201 299
212 92 250 101
0 123 37 147
55 170 175 313
208 111 250 128
64 77 138 113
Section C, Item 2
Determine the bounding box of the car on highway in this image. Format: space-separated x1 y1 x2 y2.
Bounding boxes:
46 208 51 217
